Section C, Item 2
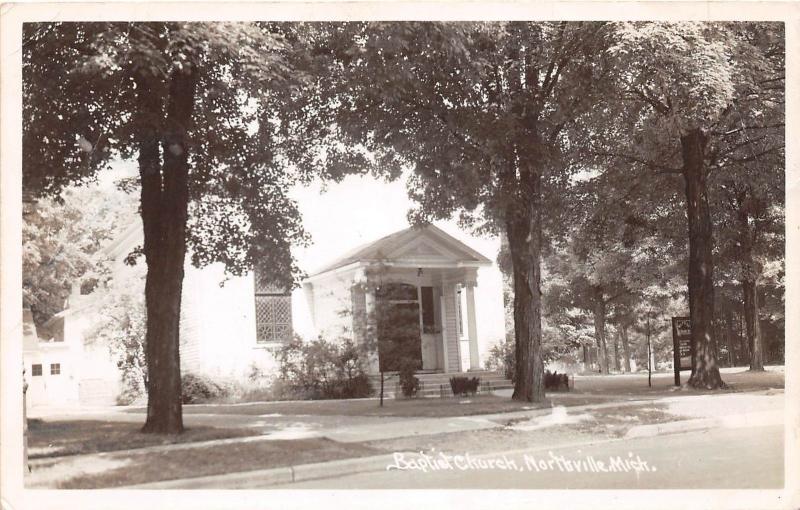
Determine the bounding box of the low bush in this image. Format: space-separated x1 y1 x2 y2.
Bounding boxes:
340 373 373 399
115 386 145 406
398 359 420 398
544 370 570 391
449 376 480 396
181 372 230 404
275 336 373 400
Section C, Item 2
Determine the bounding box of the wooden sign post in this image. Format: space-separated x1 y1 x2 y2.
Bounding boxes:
671 317 693 386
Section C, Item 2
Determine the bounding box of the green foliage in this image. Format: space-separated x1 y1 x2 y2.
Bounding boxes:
372 288 424 398
541 321 584 363
22 22 369 289
181 373 230 404
312 22 620 397
22 183 135 328
544 370 570 391
275 336 373 400
22 21 785 402
22 22 384 428
376 301 423 373
589 20 784 284
349 274 428 399
313 22 613 238
108 294 147 404
397 358 420 398
485 338 515 383
609 22 736 135
486 331 580 383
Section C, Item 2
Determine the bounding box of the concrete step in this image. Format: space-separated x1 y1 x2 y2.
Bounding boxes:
415 376 511 385
374 371 510 382
415 373 510 380
417 385 514 398
417 372 509 379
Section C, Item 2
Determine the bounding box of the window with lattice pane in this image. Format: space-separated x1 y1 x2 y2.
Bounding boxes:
255 274 288 295
255 295 292 344
253 266 292 345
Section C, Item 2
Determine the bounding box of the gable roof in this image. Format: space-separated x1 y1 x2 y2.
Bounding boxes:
309 224 492 277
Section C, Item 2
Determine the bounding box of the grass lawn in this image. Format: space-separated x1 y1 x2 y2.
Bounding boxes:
123 393 623 418
110 368 782 420
151 394 556 418
51 438 384 489
572 367 784 395
27 419 260 458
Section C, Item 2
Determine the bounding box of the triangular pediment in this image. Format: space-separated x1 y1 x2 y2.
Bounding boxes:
308 224 491 278
390 236 460 262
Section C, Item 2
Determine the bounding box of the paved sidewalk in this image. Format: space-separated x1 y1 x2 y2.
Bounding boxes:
28 388 784 489
30 390 784 454
28 397 644 473
124 453 406 489
119 405 784 489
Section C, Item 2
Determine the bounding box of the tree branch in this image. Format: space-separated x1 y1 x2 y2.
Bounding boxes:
624 87 670 115
711 123 785 137
712 144 784 167
589 150 682 174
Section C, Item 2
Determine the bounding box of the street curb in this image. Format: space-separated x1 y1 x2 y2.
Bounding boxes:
124 466 294 489
624 410 783 439
120 452 402 489
120 430 666 489
119 409 783 489
292 453 399 483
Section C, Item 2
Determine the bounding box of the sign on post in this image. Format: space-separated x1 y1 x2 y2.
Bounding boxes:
671 317 693 386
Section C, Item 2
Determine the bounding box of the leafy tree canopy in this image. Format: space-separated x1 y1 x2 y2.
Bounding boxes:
22 182 135 328
23 22 378 288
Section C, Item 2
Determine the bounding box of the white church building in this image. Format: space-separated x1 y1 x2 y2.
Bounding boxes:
303 224 492 374
23 211 503 408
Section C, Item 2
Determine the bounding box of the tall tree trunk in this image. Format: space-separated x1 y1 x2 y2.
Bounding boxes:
620 323 632 372
499 232 515 348
137 67 198 434
725 308 736 366
737 198 765 372
612 327 621 372
742 279 764 371
681 128 724 389
739 308 749 363
506 167 545 403
725 311 734 367
592 287 609 374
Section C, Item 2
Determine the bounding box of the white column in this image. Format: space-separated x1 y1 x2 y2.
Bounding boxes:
440 294 449 373
365 289 380 374
465 283 480 371
416 284 424 334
